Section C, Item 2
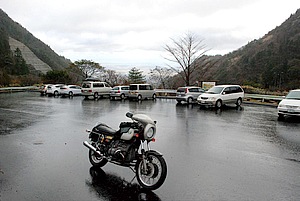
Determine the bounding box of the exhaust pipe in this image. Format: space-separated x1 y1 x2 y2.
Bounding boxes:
83 141 101 155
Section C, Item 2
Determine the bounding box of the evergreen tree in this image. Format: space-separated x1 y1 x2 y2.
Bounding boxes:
128 67 145 84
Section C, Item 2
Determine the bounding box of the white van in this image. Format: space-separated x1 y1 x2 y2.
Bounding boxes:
128 84 156 100
81 80 111 99
197 85 244 108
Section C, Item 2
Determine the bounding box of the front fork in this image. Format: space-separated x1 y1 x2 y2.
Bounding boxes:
140 141 151 173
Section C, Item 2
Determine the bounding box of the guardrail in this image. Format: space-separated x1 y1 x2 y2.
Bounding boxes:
155 89 176 98
0 86 38 93
244 94 283 106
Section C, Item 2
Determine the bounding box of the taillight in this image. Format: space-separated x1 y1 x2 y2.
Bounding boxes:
117 90 120 93
185 88 188 93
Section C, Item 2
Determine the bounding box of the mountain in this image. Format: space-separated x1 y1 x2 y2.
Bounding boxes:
0 9 70 74
199 9 300 90
1 8 300 89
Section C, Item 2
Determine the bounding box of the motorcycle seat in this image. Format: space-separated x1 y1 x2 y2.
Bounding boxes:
92 123 117 136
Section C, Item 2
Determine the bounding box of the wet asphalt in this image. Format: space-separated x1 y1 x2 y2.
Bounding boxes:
0 92 300 201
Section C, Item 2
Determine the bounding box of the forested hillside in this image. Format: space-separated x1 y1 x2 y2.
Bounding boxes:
0 9 70 85
203 9 300 90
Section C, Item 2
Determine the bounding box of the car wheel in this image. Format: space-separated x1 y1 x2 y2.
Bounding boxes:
187 97 193 104
137 95 142 101
120 94 125 100
215 100 222 108
152 93 156 100
94 93 99 99
278 114 285 121
69 91 74 97
236 98 242 106
54 91 59 96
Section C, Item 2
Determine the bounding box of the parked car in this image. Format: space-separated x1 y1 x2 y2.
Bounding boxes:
39 84 52 95
176 86 205 104
110 86 129 100
128 84 156 100
60 85 82 97
197 85 244 108
277 89 300 120
46 84 64 96
81 80 111 99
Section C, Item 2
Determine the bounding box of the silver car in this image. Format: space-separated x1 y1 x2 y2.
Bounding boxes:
176 86 205 104
110 86 129 100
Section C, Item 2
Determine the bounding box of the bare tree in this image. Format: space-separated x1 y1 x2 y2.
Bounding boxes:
164 32 209 86
104 69 127 86
149 66 173 89
73 59 105 79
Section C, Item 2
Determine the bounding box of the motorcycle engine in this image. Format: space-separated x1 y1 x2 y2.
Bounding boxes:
108 140 135 163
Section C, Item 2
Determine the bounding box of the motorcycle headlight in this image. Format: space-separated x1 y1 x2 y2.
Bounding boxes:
144 124 156 140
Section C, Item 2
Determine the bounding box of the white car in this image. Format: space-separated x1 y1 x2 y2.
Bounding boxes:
197 85 244 108
60 85 82 97
277 89 300 120
39 84 52 95
46 84 64 96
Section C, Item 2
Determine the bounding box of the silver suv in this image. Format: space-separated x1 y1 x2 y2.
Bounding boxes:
197 85 244 108
81 81 111 99
128 84 156 100
176 86 205 104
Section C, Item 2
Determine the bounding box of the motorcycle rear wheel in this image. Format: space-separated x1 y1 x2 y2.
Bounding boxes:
136 153 167 190
89 148 108 167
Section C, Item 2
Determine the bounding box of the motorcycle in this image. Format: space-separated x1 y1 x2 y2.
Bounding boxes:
83 112 167 190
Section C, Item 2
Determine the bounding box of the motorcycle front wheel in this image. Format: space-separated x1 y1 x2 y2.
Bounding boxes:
136 153 167 190
89 145 108 167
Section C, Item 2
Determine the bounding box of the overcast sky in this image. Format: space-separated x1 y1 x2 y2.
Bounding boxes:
1 0 300 73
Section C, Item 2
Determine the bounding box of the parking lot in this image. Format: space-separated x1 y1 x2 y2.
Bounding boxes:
0 92 300 200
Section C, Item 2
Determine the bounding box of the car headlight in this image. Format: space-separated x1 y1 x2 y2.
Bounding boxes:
278 104 285 108
144 124 156 140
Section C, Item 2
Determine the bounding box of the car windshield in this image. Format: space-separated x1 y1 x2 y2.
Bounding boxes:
206 86 224 94
285 91 300 100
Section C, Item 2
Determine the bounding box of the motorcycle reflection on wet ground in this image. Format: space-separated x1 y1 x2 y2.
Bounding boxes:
87 166 161 201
